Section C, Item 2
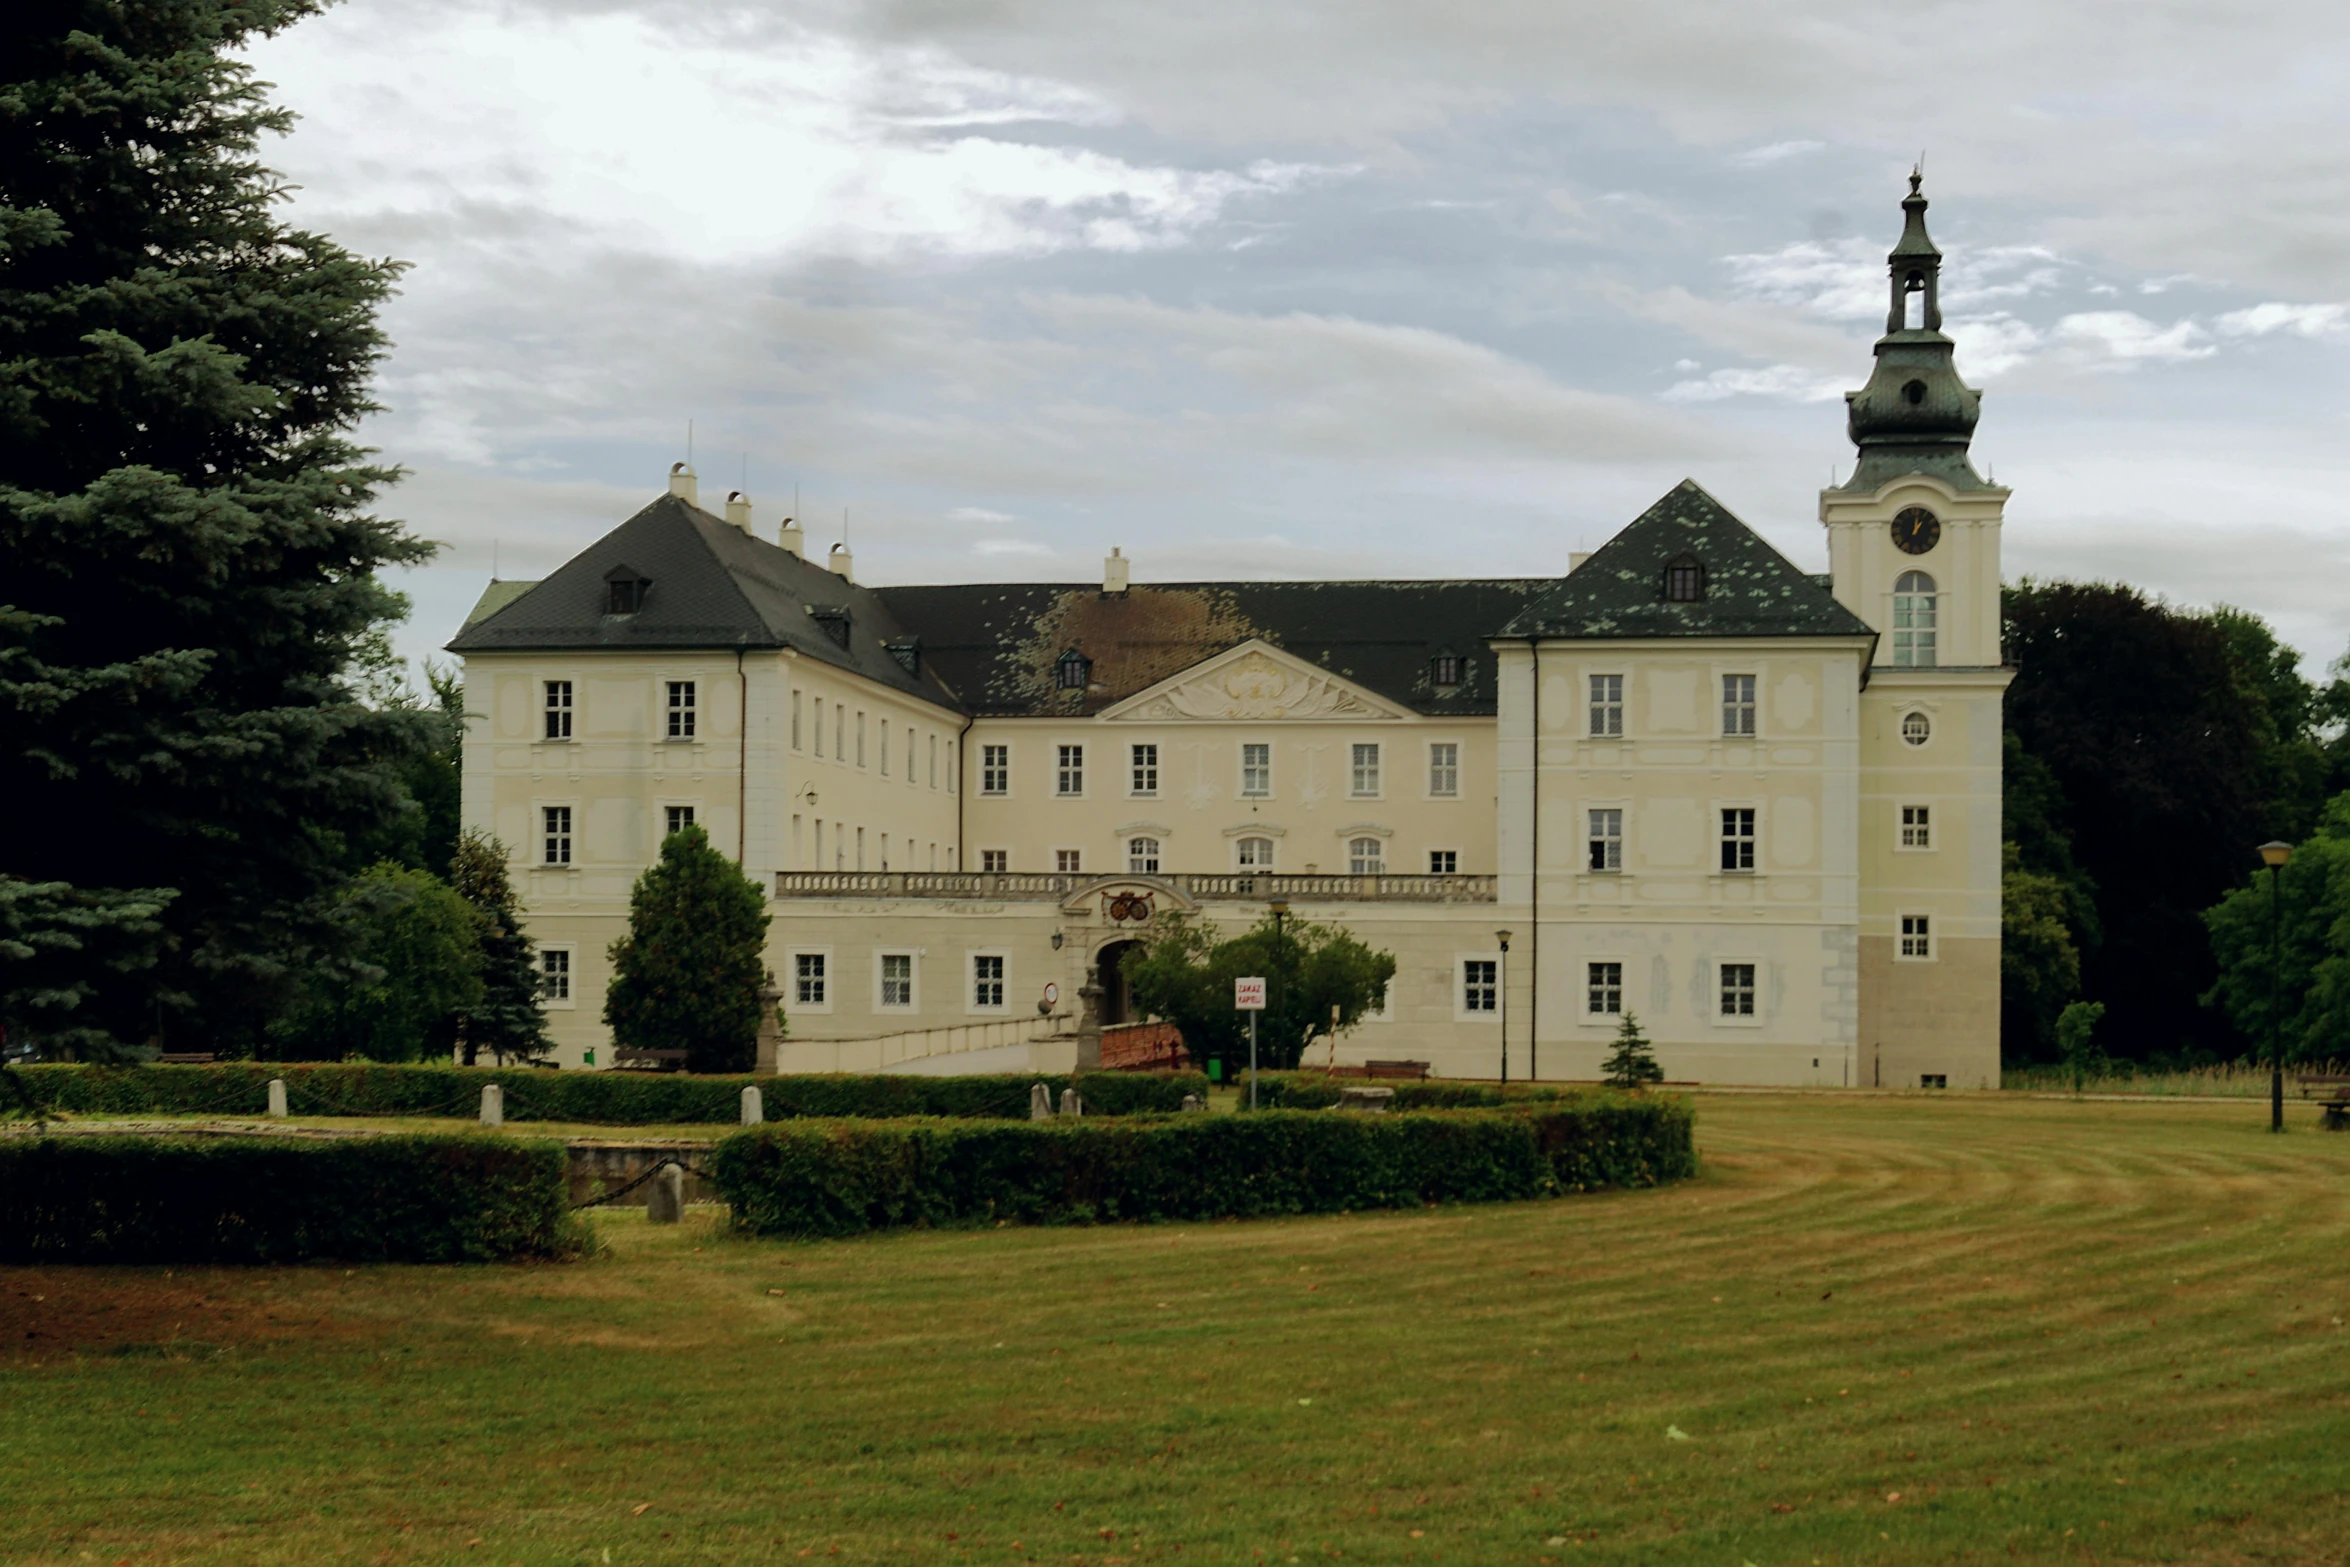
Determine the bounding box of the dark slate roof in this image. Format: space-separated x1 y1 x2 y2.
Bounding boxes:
444 494 960 709
1498 481 1876 642
872 579 1550 718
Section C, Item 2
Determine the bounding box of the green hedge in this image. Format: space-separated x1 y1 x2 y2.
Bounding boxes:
8 1064 1206 1125
0 1135 579 1263
1243 1072 1588 1111
710 1096 1695 1239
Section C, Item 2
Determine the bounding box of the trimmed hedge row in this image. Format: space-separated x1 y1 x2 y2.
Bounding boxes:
0 1135 580 1263
10 1064 1207 1125
710 1095 1696 1238
1244 1072 1586 1111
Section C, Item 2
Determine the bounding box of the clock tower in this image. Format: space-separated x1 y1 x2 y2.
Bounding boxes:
1822 174 2011 1090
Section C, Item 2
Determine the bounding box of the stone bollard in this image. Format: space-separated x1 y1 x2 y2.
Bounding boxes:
1030 1082 1054 1120
646 1162 686 1225
741 1085 764 1126
266 1078 288 1118
1180 1093 1205 1113
1059 1087 1084 1118
479 1083 504 1126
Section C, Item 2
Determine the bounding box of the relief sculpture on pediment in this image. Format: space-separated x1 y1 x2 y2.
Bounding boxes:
1132 650 1390 722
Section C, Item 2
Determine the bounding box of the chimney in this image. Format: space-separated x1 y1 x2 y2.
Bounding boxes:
724 490 753 532
777 515 805 558
1568 550 1592 574
1103 546 1130 594
668 461 697 505
829 542 855 583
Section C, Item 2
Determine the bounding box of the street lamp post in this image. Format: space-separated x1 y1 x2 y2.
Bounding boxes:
2259 841 2292 1133
1496 929 1513 1085
1267 899 1289 1088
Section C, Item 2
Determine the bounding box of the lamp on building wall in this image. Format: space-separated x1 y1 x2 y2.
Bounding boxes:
1051 931 1064 951
1496 929 1513 1085
2259 840 2293 1133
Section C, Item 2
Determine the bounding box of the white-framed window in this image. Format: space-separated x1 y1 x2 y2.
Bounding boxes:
1899 914 1934 961
1900 804 1933 850
947 741 957 794
664 804 695 837
929 734 938 788
538 947 573 1007
1589 674 1623 737
666 680 696 739
878 951 916 1009
541 805 572 866
1350 743 1381 797
879 832 890 871
1722 673 1756 737
1586 961 1622 1016
879 720 889 777
1127 836 1160 874
1589 808 1623 872
980 848 1009 873
1900 710 1932 747
1130 743 1158 796
791 689 803 751
543 680 572 740
1241 743 1271 798
1461 958 1498 1015
1719 961 1757 1017
1720 807 1756 873
812 698 825 757
1893 572 1938 668
1236 836 1275 870
855 826 865 871
793 951 829 1010
1056 848 1083 874
1057 744 1085 797
834 704 845 761
1348 836 1385 874
855 711 867 768
1428 849 1458 874
1428 742 1459 798
970 953 1006 1011
981 743 1009 795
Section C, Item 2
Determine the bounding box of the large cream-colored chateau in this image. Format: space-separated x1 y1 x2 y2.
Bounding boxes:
450 181 2009 1087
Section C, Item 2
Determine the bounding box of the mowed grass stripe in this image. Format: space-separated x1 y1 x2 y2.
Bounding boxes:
3 1093 2348 1565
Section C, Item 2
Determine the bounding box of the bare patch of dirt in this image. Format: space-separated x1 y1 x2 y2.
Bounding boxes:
1 1268 386 1360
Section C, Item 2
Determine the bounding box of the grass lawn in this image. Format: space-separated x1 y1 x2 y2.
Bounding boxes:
5 1094 2348 1566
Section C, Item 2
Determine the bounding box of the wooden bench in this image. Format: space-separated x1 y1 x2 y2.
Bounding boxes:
2295 1074 2350 1129
156 1052 217 1065
612 1048 691 1073
1363 1059 1432 1082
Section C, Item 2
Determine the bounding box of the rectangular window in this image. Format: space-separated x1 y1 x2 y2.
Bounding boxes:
981 744 1009 795
1428 742 1459 797
1350 743 1381 797
1720 962 1756 1017
1900 914 1933 960
1056 849 1082 874
813 698 825 757
856 712 866 768
1589 808 1623 872
791 690 803 750
879 721 889 777
664 804 695 837
880 832 889 871
1241 742 1271 798
1587 961 1622 1016
880 953 914 1008
666 680 696 739
834 705 844 761
980 849 1008 873
1589 674 1623 737
794 953 827 1006
543 680 572 740
539 948 570 1002
1236 836 1274 869
1720 807 1756 872
1127 837 1160 874
541 805 571 865
1057 744 1084 796
1722 674 1756 737
1348 837 1384 875
1428 849 1458 874
929 734 938 789
1462 959 1498 1014
1901 804 1932 849
972 955 1005 1009
947 741 956 794
1131 742 1159 796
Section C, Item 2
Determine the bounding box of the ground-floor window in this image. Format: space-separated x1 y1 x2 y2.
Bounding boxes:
1462 959 1497 1013
794 953 826 1006
1056 849 1082 873
539 948 570 1002
1428 849 1458 874
880 953 914 1007
1899 914 1933 960
1587 961 1622 1015
981 849 1008 873
1719 962 1756 1016
972 954 1005 1009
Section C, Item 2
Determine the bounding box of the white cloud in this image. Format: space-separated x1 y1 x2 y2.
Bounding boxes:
2216 302 2349 340
948 506 1019 523
1945 315 2044 380
2053 312 2216 366
1734 139 1823 166
1659 365 1845 404
972 537 1056 556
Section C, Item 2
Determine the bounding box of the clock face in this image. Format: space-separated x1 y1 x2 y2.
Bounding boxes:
1892 506 1941 555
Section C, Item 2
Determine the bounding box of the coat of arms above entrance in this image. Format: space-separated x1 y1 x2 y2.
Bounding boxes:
1102 640 1401 723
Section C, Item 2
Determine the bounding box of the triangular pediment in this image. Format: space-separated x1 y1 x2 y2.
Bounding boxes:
1097 639 1405 723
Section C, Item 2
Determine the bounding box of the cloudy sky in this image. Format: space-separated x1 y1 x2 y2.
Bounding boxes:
241 0 2350 678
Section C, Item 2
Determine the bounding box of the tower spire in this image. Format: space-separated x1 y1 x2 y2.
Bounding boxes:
1837 174 1988 493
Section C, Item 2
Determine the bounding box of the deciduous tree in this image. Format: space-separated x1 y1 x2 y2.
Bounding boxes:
1123 912 1394 1075
268 864 483 1062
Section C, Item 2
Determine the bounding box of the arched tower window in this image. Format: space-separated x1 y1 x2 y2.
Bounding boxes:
1663 553 1705 603
1892 571 1937 667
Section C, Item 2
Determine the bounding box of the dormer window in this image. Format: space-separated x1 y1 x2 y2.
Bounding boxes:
883 637 921 676
1663 554 1705 603
1055 649 1092 691
808 605 851 649
604 565 650 615
1430 652 1462 688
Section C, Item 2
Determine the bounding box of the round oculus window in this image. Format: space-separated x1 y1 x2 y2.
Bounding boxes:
1900 711 1932 746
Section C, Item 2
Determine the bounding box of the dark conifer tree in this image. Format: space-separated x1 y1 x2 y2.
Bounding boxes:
1601 1011 1663 1090
446 830 551 1066
604 826 771 1074
0 2 429 1053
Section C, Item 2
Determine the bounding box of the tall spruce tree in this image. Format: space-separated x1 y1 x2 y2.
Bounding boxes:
0 3 430 1054
446 829 551 1066
604 826 771 1074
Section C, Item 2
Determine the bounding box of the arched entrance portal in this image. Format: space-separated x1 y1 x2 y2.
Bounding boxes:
1095 940 1147 1026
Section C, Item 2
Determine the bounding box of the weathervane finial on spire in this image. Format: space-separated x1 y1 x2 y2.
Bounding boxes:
1909 164 1923 197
